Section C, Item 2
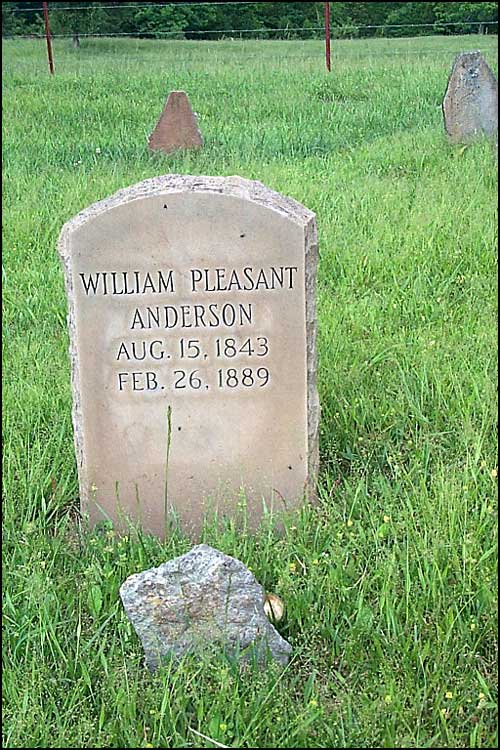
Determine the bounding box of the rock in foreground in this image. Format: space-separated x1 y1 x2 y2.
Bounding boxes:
120 544 292 670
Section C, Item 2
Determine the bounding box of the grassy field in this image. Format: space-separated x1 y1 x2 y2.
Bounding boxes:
2 35 498 748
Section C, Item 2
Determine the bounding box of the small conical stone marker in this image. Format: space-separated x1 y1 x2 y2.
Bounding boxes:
148 91 204 154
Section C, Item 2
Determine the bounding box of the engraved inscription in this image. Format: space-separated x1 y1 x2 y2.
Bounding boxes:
79 260 296 397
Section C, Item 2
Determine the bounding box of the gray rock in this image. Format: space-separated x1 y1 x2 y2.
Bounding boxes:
119 544 292 670
443 51 498 144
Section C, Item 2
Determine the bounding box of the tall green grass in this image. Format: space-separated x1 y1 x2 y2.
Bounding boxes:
2 36 498 748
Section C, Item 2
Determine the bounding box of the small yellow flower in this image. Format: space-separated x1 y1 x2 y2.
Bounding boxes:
384 695 392 704
445 692 453 699
288 562 296 573
470 623 477 631
478 692 486 700
347 519 353 527
440 708 447 717
312 558 319 565
219 723 227 732
491 468 498 479
308 699 318 708
383 515 391 523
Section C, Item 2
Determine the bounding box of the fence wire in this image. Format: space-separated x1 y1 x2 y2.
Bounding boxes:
4 20 499 39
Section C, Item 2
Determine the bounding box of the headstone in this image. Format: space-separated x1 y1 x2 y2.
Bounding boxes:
119 544 292 669
148 91 203 153
58 175 319 537
442 51 498 144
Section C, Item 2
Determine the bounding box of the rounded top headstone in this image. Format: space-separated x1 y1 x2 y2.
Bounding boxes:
57 175 319 538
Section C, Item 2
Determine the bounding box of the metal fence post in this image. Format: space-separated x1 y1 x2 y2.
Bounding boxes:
325 2 331 72
43 2 55 75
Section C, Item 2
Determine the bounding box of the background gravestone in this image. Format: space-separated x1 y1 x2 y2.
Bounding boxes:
442 51 498 144
58 175 319 537
148 91 203 153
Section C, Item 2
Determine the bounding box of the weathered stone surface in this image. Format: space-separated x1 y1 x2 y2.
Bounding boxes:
148 91 203 153
443 51 498 144
119 544 292 669
58 175 319 538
